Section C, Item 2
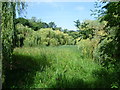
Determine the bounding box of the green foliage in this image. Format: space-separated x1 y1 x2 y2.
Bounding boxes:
93 36 120 87
92 2 120 88
15 17 49 31
1 2 27 86
28 19 49 31
16 23 33 47
100 2 120 28
74 19 80 29
2 2 14 69
77 38 99 59
92 2 120 65
93 37 114 65
67 30 80 39
22 17 62 31
93 27 120 67
2 1 120 88
48 22 57 29
83 20 106 31
80 22 95 39
24 28 75 47
15 17 30 26
79 20 106 39
92 1 120 88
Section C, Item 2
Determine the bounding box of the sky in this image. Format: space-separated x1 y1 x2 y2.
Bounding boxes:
25 2 96 30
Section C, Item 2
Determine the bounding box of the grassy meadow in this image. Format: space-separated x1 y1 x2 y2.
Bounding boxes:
3 45 114 88
1 2 120 88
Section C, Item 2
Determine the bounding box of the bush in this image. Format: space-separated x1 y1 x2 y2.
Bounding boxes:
93 35 119 67
77 38 99 58
93 36 120 88
24 28 75 47
16 23 34 47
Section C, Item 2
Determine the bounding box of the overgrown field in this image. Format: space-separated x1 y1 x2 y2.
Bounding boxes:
4 45 115 88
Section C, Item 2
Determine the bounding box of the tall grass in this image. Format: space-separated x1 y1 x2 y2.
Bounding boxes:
3 45 114 88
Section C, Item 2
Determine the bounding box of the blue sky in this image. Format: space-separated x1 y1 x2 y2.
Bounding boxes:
25 2 96 30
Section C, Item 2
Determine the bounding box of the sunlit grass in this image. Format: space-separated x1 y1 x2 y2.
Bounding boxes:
6 45 112 88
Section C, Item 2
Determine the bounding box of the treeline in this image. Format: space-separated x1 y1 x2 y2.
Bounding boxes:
14 17 107 47
15 17 61 31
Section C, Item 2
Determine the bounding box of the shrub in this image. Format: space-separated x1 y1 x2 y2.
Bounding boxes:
16 23 34 47
93 36 118 67
24 28 75 47
93 35 120 88
77 38 99 58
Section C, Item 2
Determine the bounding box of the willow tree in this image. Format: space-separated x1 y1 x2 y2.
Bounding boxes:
1 1 27 87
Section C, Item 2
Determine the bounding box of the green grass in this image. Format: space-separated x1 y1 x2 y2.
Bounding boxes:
3 45 114 88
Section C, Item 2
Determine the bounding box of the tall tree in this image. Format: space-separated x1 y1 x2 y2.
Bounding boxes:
101 1 120 59
93 1 120 68
1 1 27 87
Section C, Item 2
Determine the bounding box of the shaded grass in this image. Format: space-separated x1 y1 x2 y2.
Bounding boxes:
3 51 52 88
3 45 116 88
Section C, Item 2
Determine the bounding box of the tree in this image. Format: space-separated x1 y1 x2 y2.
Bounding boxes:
92 2 120 88
54 27 62 31
1 1 27 87
16 23 33 47
63 29 68 33
94 1 120 64
67 30 80 39
100 2 120 28
42 22 49 28
12 2 27 48
28 17 49 31
48 22 57 29
74 19 80 30
15 17 30 26
79 21 95 39
30 16 37 22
